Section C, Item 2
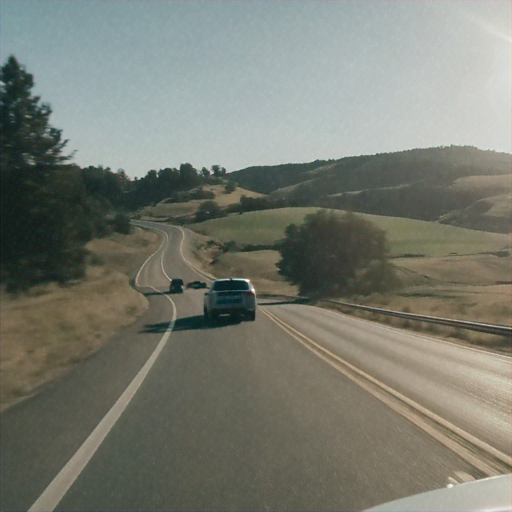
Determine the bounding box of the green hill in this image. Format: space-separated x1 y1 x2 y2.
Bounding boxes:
191 208 511 257
228 147 511 233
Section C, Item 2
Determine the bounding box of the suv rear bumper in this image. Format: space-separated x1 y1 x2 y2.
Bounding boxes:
208 306 255 315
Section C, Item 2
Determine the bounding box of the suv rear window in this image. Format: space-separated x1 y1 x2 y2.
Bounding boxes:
212 280 250 291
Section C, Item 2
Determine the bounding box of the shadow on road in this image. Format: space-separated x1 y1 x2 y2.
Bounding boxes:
140 314 245 334
172 315 206 331
140 321 172 333
258 299 310 306
174 314 245 331
141 291 188 297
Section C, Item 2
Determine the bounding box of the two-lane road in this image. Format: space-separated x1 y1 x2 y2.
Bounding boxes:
1 223 509 511
266 303 511 458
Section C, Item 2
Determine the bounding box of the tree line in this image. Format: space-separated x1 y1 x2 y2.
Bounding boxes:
81 162 228 211
1 55 397 298
0 56 228 292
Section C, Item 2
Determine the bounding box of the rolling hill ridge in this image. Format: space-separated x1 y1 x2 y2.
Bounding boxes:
229 146 511 233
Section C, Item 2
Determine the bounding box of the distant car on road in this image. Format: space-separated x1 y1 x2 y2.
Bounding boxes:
204 278 256 323
169 278 184 294
186 280 207 289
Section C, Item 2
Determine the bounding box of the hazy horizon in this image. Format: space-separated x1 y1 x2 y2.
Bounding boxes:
2 1 510 178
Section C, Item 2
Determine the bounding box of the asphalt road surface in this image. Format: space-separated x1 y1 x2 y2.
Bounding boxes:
1 222 510 511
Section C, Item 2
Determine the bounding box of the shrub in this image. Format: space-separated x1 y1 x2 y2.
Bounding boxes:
277 210 398 296
112 213 132 234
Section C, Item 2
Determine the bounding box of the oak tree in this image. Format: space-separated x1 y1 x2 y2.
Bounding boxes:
277 210 397 296
1 56 91 290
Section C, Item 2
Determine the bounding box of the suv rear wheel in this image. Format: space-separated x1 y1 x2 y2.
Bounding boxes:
204 309 219 325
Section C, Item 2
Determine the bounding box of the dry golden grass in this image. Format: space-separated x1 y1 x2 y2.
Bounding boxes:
0 228 160 411
485 194 512 217
212 185 263 207
356 284 511 326
394 253 511 287
335 309 506 352
187 233 511 348
210 250 299 296
140 185 263 220
85 229 159 277
447 175 511 196
443 176 511 230
183 228 298 295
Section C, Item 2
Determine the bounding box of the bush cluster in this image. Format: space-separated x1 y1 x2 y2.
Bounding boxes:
277 210 398 296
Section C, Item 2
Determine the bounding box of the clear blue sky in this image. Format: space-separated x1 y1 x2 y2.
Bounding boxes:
1 0 510 178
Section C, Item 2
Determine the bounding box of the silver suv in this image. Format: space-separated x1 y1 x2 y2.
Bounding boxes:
204 278 257 322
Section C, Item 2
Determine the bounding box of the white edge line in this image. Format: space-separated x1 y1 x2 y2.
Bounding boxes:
176 226 215 282
29 238 177 512
160 232 172 281
134 222 214 284
134 227 167 287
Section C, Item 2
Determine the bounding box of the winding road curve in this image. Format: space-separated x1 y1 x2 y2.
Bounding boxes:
1 222 510 511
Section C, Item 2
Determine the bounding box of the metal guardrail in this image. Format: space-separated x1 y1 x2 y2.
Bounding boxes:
322 299 512 338
261 294 511 338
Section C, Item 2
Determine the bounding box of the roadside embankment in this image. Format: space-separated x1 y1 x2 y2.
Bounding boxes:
0 228 160 411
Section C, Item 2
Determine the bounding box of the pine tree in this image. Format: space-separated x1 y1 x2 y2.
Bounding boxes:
1 56 90 291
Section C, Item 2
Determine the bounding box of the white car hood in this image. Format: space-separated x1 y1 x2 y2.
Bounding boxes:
366 474 511 512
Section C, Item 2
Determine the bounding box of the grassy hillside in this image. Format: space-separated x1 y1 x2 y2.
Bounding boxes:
229 146 511 233
231 147 511 194
191 208 511 257
446 174 511 196
139 185 263 221
229 160 332 194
